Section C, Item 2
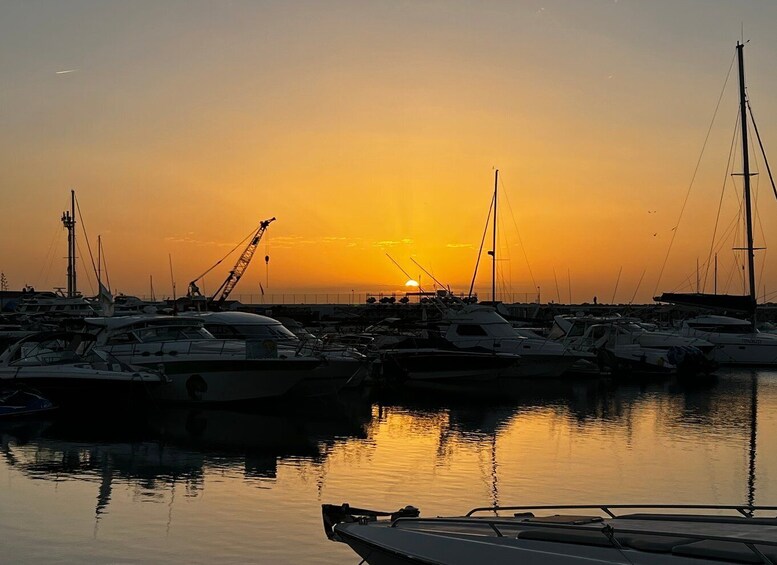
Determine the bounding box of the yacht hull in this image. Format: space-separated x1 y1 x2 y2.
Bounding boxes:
133 358 320 404
0 367 162 408
381 350 522 392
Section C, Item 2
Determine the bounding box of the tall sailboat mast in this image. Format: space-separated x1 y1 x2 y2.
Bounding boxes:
737 42 757 311
491 169 498 303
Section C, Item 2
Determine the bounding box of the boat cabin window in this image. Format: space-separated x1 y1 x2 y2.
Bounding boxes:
204 324 243 339
455 324 489 337
134 326 213 342
106 332 140 345
208 323 298 341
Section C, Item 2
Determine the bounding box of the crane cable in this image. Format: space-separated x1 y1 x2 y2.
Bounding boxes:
189 224 261 285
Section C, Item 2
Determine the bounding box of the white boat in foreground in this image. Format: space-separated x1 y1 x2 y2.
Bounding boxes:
323 503 777 565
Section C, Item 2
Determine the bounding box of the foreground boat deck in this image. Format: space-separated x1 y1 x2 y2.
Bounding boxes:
324 504 777 565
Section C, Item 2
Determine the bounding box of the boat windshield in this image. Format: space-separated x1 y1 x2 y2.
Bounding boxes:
11 338 89 366
206 323 298 342
131 325 215 343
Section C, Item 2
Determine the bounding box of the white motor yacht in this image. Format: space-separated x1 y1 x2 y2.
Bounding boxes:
323 502 777 565
187 311 370 393
437 305 585 378
0 331 164 408
680 315 777 365
550 315 717 377
85 315 360 403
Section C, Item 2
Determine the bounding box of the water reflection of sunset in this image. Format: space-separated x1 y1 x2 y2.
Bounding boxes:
1 372 775 562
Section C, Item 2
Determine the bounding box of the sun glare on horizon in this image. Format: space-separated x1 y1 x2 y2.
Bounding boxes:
405 279 420 287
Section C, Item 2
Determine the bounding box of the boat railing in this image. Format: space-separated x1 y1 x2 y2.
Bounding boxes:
464 503 777 518
390 509 777 563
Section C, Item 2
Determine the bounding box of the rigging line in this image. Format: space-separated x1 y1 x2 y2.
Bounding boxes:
627 268 647 308
37 220 62 286
75 239 95 295
758 249 767 303
553 268 561 304
653 50 737 296
410 257 448 291
74 195 99 283
748 119 768 252
671 213 741 293
468 192 495 299
703 109 740 292
611 266 623 304
386 253 423 293
499 176 537 289
102 243 111 291
497 201 513 300
747 99 777 202
761 288 777 302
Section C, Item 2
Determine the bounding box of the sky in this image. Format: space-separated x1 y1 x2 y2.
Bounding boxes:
3 0 777 303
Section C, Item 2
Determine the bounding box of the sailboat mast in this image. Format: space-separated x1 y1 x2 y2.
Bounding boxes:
71 190 77 296
492 169 498 302
97 235 102 290
737 42 757 310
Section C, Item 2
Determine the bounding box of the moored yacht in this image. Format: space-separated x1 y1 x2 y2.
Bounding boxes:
680 315 777 365
0 331 164 408
85 315 363 402
439 305 587 378
550 315 717 377
187 310 370 392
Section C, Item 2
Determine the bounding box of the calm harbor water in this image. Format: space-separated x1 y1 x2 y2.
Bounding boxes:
2 370 776 564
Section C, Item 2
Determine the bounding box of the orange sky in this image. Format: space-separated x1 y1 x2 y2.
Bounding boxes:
3 1 777 303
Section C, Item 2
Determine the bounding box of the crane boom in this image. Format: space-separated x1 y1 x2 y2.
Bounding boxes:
188 217 275 308
211 217 275 306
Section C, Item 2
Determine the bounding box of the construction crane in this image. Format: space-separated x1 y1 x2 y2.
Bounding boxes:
188 217 276 309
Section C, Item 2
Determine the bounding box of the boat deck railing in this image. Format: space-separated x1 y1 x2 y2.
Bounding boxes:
390 504 777 565
465 503 777 518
